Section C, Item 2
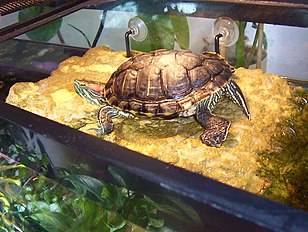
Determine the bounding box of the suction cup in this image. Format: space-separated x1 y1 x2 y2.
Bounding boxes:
125 17 148 57
213 17 239 47
128 17 148 42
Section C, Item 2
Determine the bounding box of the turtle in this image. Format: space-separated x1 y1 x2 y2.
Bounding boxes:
74 49 250 147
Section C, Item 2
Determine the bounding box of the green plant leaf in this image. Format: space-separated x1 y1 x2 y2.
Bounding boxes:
0 195 10 206
170 15 190 49
63 174 104 202
163 196 203 228
0 164 25 171
131 14 189 52
101 184 129 211
235 21 247 68
27 201 50 212
18 6 62 42
49 202 61 213
148 214 164 228
0 177 21 186
108 166 128 188
105 216 126 232
31 211 72 232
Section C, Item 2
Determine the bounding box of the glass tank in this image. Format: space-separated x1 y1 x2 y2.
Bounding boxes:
0 0 307 231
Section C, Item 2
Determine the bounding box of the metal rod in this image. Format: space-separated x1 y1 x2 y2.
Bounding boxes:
125 29 133 58
0 0 117 43
256 23 264 69
220 44 227 59
214 33 223 54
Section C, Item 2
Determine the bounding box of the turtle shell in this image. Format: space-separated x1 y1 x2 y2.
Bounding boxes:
104 49 234 116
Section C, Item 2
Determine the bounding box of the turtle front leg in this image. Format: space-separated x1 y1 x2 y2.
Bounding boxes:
95 105 134 135
196 99 231 147
95 106 114 135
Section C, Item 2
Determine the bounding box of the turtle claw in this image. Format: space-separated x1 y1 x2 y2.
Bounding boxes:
200 130 225 148
199 117 231 148
90 122 114 136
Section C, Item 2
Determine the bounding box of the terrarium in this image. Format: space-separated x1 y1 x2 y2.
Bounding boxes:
0 0 307 231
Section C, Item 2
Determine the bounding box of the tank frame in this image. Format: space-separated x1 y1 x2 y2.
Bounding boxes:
0 0 307 43
0 0 308 231
0 102 307 231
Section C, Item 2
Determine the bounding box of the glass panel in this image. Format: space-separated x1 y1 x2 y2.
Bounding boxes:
0 1 307 229
0 117 205 231
1 1 306 79
0 0 69 27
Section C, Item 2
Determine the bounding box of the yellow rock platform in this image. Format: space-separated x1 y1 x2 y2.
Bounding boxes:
6 46 297 194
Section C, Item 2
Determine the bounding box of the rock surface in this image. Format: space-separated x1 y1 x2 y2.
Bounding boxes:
6 46 296 194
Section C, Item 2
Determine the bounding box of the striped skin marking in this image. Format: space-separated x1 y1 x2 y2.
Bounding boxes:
99 105 132 118
195 91 222 116
205 91 223 112
196 80 250 120
96 105 134 135
74 80 107 106
96 106 114 134
195 93 230 147
193 79 250 147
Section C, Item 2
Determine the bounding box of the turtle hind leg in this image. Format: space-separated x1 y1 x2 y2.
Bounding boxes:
196 99 231 147
223 80 250 119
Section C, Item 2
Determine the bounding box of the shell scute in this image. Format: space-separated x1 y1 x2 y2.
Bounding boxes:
119 59 133 71
176 51 203 70
159 101 179 115
203 59 224 75
118 100 129 110
135 65 165 100
129 101 143 113
188 66 211 88
152 51 176 68
212 70 233 88
162 64 192 99
105 50 233 115
108 95 118 106
130 53 154 70
143 103 159 115
114 69 138 100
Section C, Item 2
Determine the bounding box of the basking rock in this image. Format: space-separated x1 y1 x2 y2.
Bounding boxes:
6 46 302 195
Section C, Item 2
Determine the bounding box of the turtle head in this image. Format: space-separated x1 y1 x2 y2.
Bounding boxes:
74 80 106 106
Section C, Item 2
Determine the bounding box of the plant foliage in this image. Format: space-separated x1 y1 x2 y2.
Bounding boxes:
131 14 190 52
0 120 203 231
258 88 308 211
18 6 62 42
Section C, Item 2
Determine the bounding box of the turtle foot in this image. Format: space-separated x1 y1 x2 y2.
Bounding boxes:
200 117 231 148
90 122 113 136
